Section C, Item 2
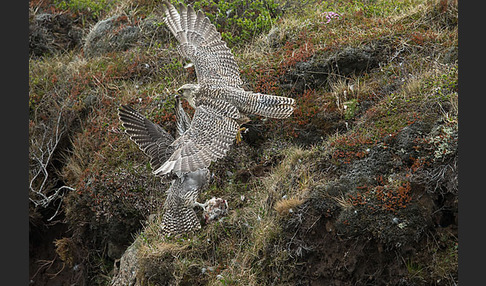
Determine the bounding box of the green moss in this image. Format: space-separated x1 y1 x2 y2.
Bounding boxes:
349 0 420 18
191 0 282 47
54 0 115 22
343 98 359 120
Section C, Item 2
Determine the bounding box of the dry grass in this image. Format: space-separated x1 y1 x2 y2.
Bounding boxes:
332 194 354 211
274 197 305 216
138 240 188 259
54 237 76 267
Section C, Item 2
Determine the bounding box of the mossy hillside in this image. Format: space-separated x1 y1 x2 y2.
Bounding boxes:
129 0 457 284
29 0 457 285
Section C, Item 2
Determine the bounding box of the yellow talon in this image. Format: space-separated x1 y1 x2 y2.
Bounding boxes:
236 127 247 144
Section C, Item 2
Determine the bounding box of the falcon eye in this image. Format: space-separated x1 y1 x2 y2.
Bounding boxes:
178 89 183 94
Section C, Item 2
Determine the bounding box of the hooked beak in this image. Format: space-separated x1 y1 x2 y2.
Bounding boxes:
174 87 183 99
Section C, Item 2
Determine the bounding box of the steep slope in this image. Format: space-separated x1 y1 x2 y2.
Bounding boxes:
29 0 458 285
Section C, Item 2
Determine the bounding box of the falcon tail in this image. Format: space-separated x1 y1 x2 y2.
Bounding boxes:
243 92 296 119
161 199 201 236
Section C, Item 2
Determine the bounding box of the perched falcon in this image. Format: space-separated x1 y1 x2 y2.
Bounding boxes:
154 1 296 177
119 99 209 235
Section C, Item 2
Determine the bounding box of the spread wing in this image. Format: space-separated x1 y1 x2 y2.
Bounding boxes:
153 103 240 176
119 98 195 173
161 1 243 88
119 105 175 172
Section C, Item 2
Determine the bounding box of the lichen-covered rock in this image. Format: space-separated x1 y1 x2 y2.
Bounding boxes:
83 15 140 57
29 12 83 56
281 39 393 93
111 238 141 286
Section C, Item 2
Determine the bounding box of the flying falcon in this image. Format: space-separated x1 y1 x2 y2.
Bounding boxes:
119 100 211 235
154 1 296 177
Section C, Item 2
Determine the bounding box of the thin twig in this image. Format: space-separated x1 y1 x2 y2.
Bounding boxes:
29 109 76 221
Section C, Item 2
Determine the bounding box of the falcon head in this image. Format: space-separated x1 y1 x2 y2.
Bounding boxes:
176 83 199 108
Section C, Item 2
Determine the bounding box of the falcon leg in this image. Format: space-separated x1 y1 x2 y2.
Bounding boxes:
235 127 247 144
193 201 208 209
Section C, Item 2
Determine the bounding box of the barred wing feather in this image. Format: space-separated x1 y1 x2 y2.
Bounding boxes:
153 104 239 176
161 1 243 88
119 105 175 172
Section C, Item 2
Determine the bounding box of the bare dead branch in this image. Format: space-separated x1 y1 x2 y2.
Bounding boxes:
29 109 75 220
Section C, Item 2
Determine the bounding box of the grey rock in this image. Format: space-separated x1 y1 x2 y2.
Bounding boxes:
84 15 141 57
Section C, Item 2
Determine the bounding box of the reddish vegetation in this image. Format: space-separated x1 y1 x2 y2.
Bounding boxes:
349 179 412 213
